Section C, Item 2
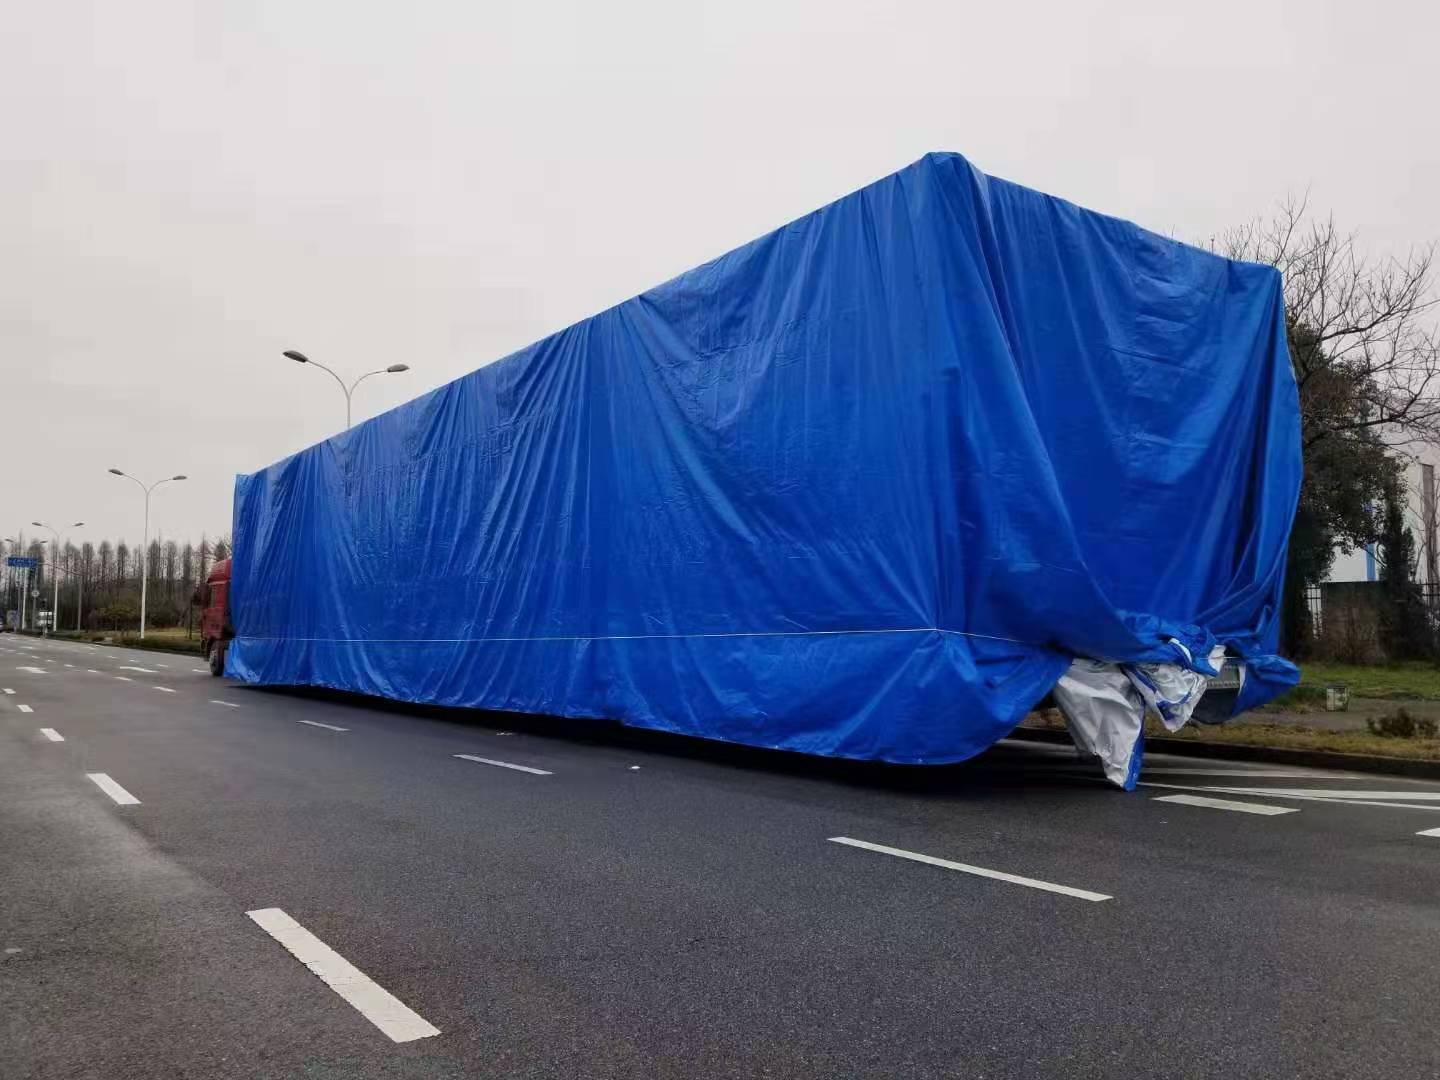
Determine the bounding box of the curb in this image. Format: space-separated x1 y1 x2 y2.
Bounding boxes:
1009 726 1440 781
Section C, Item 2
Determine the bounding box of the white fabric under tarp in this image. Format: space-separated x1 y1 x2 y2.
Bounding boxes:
1052 646 1234 788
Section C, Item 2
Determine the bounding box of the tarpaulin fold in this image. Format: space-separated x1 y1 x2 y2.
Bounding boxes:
229 152 1301 769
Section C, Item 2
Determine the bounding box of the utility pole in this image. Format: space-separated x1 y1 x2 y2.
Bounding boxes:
1424 464 1439 603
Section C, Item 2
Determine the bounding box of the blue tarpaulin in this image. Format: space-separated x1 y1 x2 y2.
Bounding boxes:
229 152 1301 769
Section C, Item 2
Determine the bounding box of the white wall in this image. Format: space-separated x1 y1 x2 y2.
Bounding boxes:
1326 443 1440 584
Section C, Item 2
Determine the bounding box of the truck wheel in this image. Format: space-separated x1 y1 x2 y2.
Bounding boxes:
208 641 227 677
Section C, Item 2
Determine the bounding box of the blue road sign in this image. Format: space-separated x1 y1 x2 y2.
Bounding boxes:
6 556 38 569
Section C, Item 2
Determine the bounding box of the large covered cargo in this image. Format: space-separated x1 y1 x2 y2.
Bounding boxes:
229 152 1301 784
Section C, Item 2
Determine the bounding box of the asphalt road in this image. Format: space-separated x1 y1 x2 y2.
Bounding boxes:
2 633 1438 1079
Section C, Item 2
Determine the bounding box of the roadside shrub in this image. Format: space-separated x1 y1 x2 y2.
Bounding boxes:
1313 604 1386 665
96 601 139 631
1366 707 1440 739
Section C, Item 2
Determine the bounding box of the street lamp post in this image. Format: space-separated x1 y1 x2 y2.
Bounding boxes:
32 521 84 636
108 470 187 640
283 350 410 429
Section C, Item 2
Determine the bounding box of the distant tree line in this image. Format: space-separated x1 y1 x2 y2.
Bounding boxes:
2 532 230 633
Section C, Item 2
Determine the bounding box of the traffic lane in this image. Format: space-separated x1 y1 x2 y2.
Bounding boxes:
33 663 1440 924
19 658 1440 903
9 707 1144 1078
230 682 1440 882
2 634 211 679
0 660 193 720
0 727 460 1080
32 678 1440 1077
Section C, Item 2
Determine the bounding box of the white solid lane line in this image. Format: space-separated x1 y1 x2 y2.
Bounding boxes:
828 836 1112 902
1142 782 1440 813
298 719 349 732
1153 794 1298 816
1142 768 1364 779
17 704 33 714
246 908 440 1043
453 754 552 776
1233 788 1440 801
40 728 64 742
86 773 140 806
1418 827 1440 838
153 686 177 693
210 700 241 708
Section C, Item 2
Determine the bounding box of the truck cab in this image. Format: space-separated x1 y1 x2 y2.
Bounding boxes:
195 558 233 676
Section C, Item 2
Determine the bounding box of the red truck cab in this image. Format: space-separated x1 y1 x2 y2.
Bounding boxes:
196 558 233 676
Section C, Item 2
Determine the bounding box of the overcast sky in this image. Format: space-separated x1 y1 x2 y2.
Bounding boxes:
4 0 1436 549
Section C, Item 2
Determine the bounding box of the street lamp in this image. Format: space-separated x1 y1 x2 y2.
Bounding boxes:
32 520 84 637
108 470 186 639
284 349 410 429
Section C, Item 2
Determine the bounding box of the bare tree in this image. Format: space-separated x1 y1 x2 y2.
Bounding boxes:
97 541 113 601
81 541 96 628
62 542 80 626
1221 196 1440 450
180 541 196 595
163 540 179 605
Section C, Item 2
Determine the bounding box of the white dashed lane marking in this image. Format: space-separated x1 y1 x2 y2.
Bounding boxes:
17 704 33 714
1153 793 1298 816
297 720 348 732
453 754 552 776
246 908 440 1043
114 676 132 682
828 836 1113 902
210 700 241 708
40 728 64 742
153 686 176 693
86 773 140 806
